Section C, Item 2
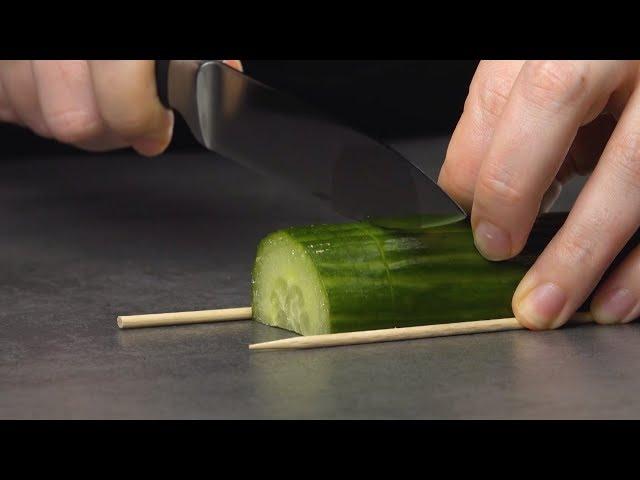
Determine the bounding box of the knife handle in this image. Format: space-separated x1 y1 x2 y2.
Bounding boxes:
152 60 211 147
154 60 171 110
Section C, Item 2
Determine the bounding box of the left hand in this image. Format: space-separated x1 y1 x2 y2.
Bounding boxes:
0 60 243 156
438 60 640 330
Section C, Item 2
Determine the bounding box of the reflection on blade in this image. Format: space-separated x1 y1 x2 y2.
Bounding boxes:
191 62 466 225
369 214 469 231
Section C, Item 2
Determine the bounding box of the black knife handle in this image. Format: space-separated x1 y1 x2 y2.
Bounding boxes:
155 60 171 110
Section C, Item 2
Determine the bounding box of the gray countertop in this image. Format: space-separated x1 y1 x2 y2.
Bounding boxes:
2 136 637 420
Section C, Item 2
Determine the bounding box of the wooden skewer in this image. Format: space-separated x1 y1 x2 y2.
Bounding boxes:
117 306 252 329
249 312 595 351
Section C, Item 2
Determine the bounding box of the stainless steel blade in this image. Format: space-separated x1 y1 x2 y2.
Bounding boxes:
167 60 466 224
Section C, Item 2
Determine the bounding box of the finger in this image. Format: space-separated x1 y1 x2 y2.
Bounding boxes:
32 60 128 152
0 69 18 123
471 61 625 262
590 244 640 325
438 61 524 211
88 60 173 157
0 60 51 136
513 86 640 330
541 114 617 213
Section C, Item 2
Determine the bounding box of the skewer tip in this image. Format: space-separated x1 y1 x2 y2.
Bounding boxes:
117 317 124 329
249 341 283 351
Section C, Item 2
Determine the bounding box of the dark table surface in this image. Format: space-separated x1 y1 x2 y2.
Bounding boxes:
2 135 638 419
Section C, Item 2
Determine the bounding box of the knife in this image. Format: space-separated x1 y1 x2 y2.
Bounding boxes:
154 60 466 226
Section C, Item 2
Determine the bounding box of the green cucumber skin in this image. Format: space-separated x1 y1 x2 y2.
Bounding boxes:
253 212 640 334
299 227 529 333
254 213 570 334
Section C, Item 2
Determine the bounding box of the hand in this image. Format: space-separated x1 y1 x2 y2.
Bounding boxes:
0 60 242 156
438 60 640 329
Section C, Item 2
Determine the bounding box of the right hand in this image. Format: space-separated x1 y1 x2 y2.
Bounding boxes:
0 60 242 157
438 60 640 330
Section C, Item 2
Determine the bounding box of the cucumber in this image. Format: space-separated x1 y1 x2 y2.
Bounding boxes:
251 213 617 336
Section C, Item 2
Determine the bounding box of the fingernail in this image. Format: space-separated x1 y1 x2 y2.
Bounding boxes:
33 118 53 139
165 110 174 139
223 59 243 72
517 282 567 329
474 221 511 261
592 288 636 325
133 112 174 157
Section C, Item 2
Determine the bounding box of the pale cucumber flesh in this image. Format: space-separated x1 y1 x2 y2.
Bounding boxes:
252 231 330 335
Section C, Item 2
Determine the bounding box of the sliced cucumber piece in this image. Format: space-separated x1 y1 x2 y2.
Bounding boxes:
252 231 330 335
252 213 628 336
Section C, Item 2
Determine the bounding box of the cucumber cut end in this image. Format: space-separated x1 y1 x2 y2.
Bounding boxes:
252 231 330 336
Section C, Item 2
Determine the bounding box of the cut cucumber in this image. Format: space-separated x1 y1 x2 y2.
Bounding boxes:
252 231 330 335
251 213 632 336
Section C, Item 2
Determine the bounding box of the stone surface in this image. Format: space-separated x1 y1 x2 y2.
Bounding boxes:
4 137 631 420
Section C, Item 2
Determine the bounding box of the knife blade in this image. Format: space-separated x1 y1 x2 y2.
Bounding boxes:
155 60 466 226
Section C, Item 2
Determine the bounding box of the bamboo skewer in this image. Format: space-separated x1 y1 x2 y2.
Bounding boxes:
117 307 252 329
249 312 595 351
117 306 596 350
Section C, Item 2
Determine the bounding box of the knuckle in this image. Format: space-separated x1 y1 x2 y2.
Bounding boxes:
608 131 640 187
522 61 588 111
477 170 524 207
556 222 599 268
471 74 513 120
47 109 103 144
